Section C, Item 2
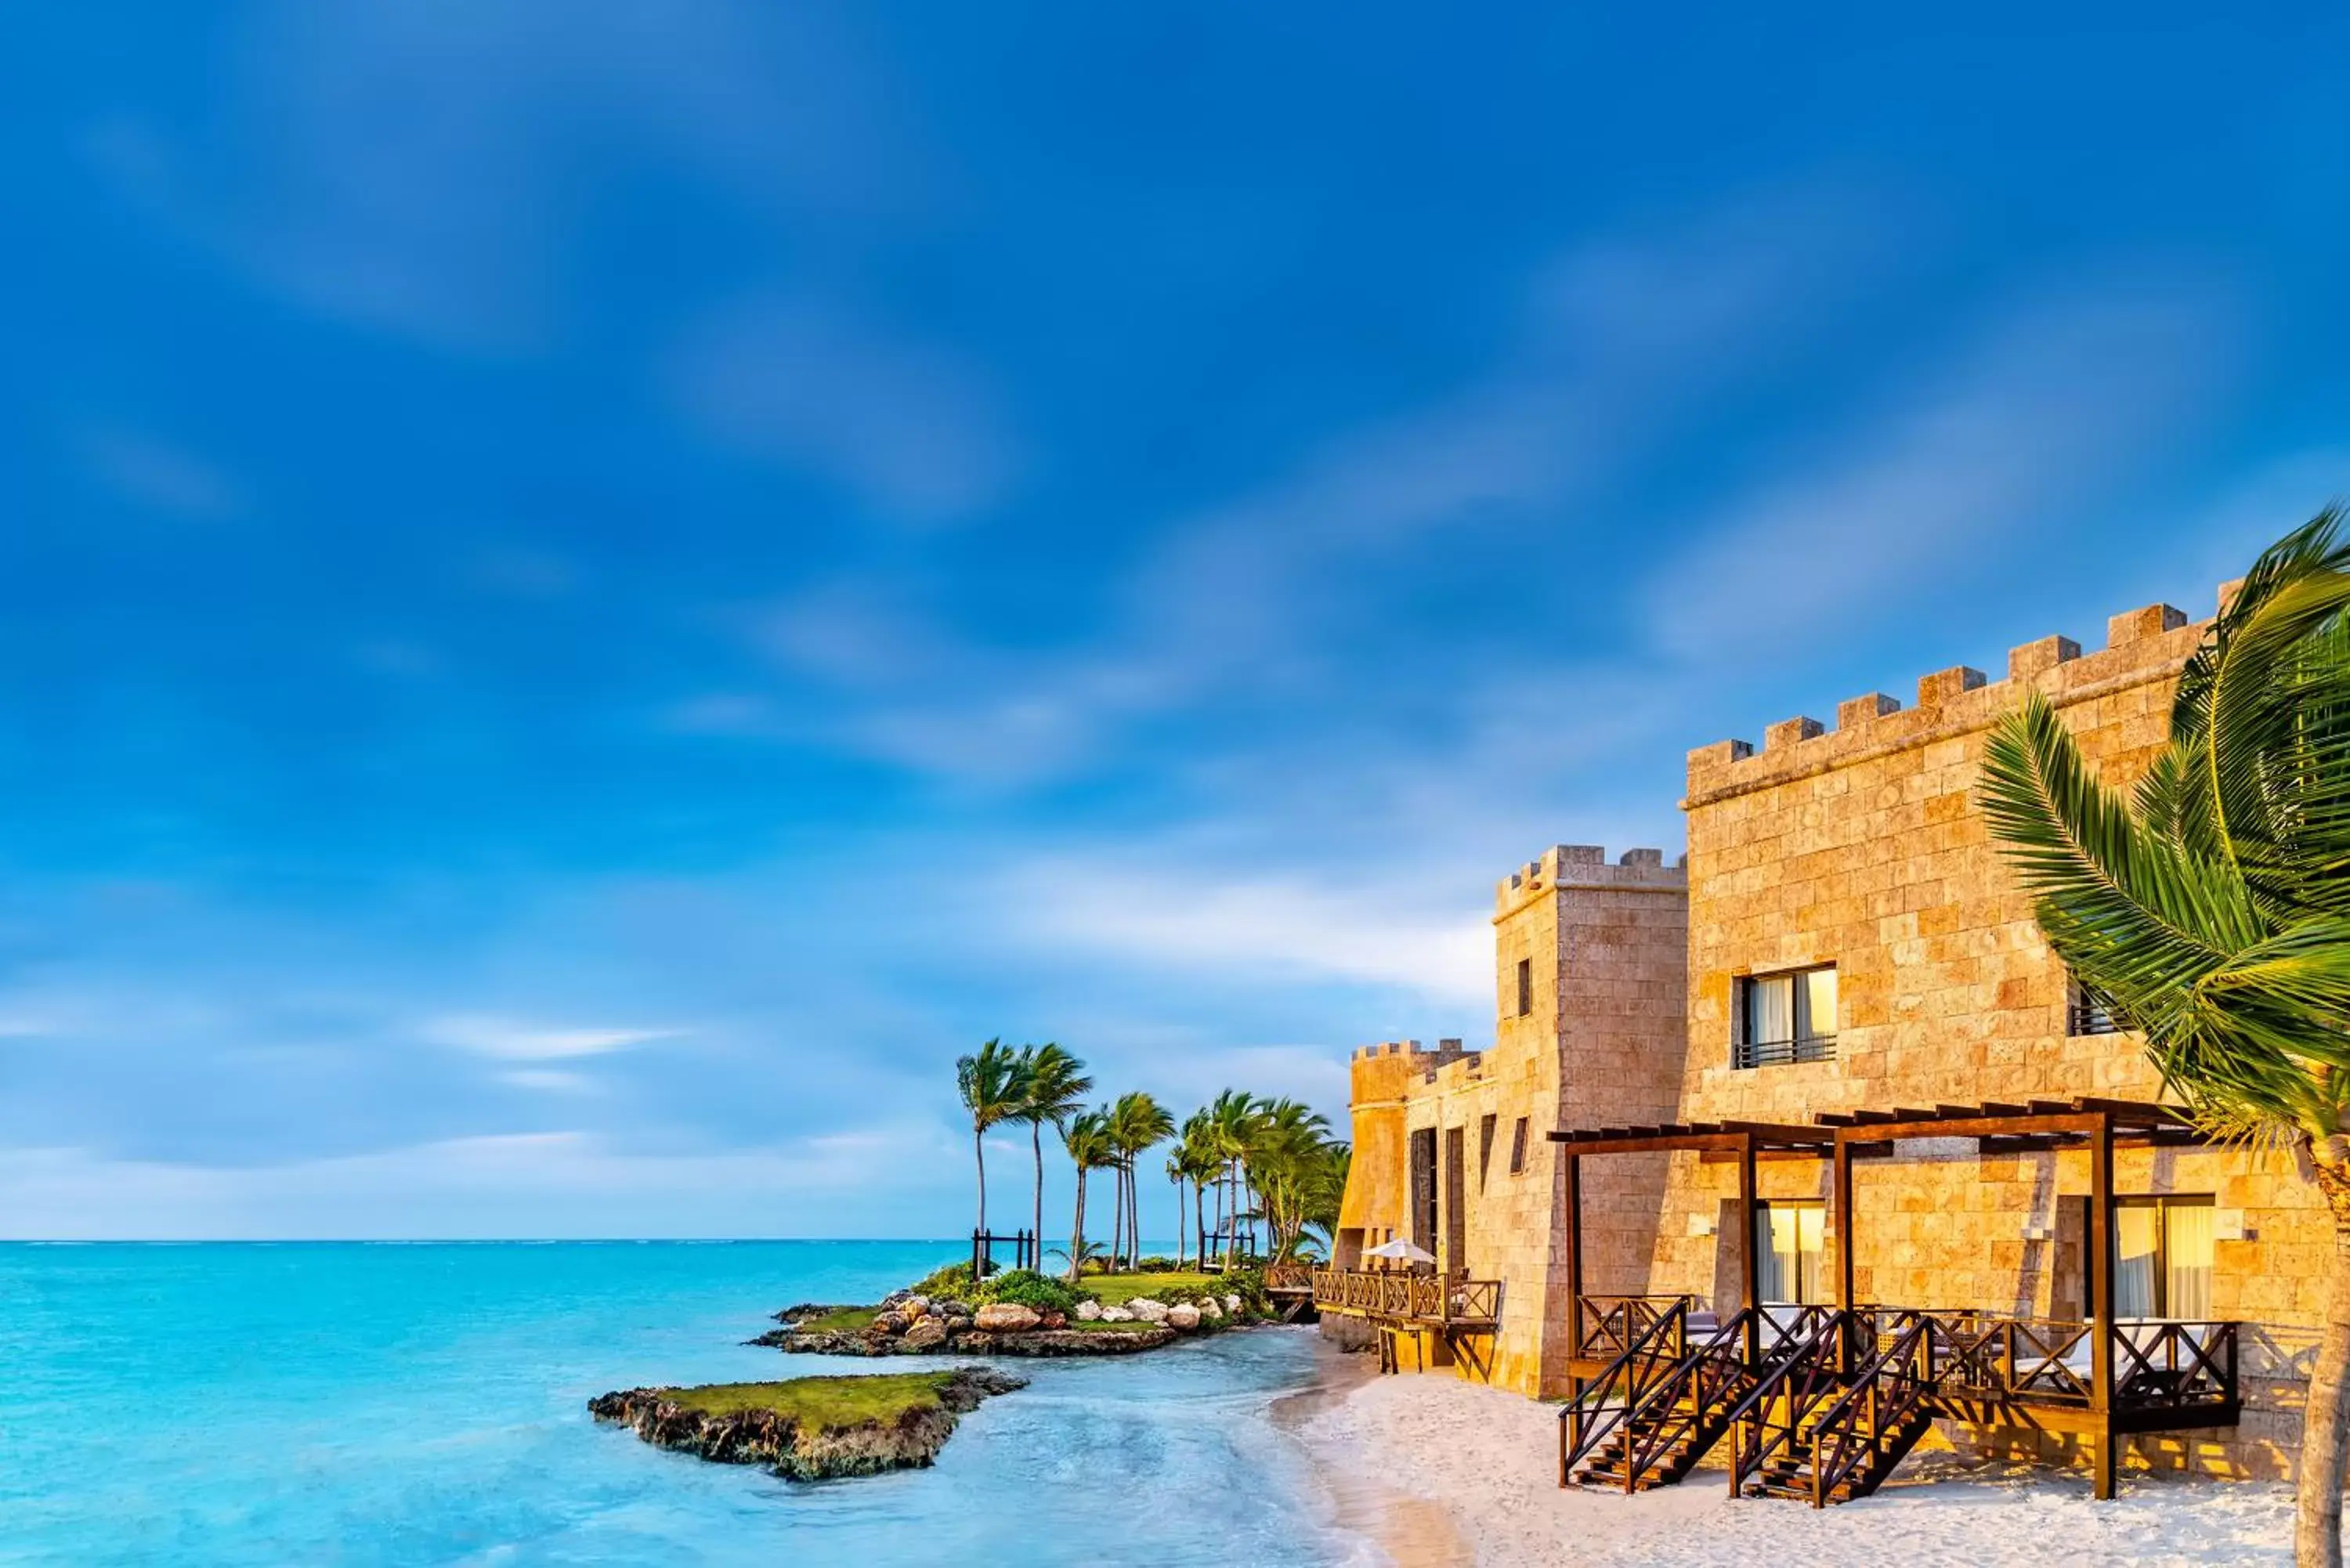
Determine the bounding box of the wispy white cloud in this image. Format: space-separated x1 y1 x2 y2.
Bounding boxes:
498 1068 598 1096
994 858 1491 1007
672 294 1021 524
424 1016 682 1061
1643 282 2236 661
92 2 926 348
0 1124 953 1239
731 195 1889 786
74 427 243 518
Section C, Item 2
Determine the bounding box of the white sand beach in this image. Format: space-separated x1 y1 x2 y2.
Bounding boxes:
1302 1372 2298 1568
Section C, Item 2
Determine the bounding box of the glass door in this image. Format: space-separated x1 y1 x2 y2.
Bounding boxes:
2113 1196 2214 1318
1755 1201 1826 1304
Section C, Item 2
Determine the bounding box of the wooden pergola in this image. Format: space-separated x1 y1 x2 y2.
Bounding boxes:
1549 1097 2226 1497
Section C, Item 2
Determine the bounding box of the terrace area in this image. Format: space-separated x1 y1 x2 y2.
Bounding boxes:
1552 1096 2243 1504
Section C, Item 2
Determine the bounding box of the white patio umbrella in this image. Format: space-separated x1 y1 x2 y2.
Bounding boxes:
1362 1237 1437 1265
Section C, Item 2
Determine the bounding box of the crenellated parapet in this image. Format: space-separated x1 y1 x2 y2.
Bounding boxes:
1685 587 2222 809
1494 844 1688 919
1350 1037 1473 1064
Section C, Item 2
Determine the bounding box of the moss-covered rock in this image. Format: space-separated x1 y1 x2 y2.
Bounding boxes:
589 1367 1023 1480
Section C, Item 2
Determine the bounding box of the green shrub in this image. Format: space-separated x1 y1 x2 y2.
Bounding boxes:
906 1260 975 1299
1131 1255 1180 1271
972 1269 1084 1317
1216 1266 1271 1315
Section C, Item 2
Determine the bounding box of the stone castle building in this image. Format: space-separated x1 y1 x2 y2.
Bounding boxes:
1325 583 2330 1486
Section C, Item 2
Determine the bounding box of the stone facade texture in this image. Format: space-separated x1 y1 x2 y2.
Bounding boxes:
1331 580 2332 1482
1334 847 1687 1396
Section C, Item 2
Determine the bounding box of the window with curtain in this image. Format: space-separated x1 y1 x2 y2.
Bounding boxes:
1734 965 1838 1069
2113 1196 2214 1318
2066 971 2121 1036
1754 1201 1825 1304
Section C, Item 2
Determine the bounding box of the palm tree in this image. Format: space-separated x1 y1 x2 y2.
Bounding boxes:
1062 1109 1114 1284
1017 1043 1093 1266
1169 1115 1220 1270
956 1039 1028 1244
1978 509 2350 1568
1204 1089 1261 1266
1165 1147 1196 1270
1107 1091 1174 1270
1249 1098 1343 1263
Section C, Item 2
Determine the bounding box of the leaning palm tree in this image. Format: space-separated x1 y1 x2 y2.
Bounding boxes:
956 1039 1028 1245
1979 508 2350 1568
1062 1109 1114 1284
1107 1091 1175 1270
1017 1043 1093 1266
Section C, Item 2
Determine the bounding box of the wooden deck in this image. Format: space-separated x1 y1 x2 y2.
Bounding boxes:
1549 1097 2240 1498
1560 1294 2240 1505
1311 1267 1503 1329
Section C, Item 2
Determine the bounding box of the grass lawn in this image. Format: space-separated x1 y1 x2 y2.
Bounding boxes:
789 1306 882 1334
1082 1271 1220 1307
1065 1317 1171 1333
660 1371 953 1429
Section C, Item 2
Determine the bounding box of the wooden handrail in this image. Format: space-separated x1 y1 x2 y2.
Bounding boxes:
1617 1311 1755 1493
1809 1315 1936 1507
1560 1296 1694 1485
1575 1293 1696 1360
1724 1310 1850 1498
1310 1266 1503 1324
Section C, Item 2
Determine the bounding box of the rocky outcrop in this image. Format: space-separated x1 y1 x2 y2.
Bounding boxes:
949 1326 1177 1357
973 1302 1040 1332
772 1321 1179 1357
588 1367 1024 1481
765 1287 1256 1359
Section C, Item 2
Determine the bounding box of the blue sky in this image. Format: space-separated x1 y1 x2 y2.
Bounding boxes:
2 3 2345 1237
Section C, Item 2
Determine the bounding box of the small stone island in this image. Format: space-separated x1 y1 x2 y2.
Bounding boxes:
589 1367 1025 1480
754 1264 1269 1359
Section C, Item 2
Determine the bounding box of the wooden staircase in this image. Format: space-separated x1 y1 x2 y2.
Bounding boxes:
1737 1313 1939 1505
1563 1308 1760 1493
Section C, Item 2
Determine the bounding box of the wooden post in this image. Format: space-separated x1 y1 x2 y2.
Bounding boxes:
1832 1134 1856 1371
2089 1111 2117 1500
1737 1133 1759 1367
1564 1152 1585 1359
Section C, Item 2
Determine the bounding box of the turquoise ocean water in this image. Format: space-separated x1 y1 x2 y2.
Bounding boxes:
0 1242 1361 1567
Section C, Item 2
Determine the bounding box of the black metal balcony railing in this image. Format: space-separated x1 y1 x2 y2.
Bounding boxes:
1733 1033 1836 1071
2067 998 2122 1036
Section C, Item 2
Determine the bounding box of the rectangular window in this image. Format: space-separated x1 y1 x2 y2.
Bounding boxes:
1734 965 1838 1069
1516 957 1533 1017
1478 1113 1498 1190
1754 1201 1826 1304
2067 972 2121 1036
1507 1117 1529 1174
1408 1129 1438 1260
1443 1126 1466 1274
2115 1195 2214 1318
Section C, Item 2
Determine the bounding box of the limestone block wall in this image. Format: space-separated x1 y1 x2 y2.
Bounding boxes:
1336 1039 1467 1263
1329 846 1688 1397
1531 847 1688 1389
1658 583 2332 1478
